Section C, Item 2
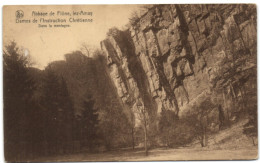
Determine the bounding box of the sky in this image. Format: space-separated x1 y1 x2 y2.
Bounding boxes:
3 5 140 69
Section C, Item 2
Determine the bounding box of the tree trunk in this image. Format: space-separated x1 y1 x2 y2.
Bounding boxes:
239 87 245 112
144 120 148 156
223 90 230 127
251 137 256 146
166 132 169 148
131 127 135 150
143 112 148 156
201 127 207 147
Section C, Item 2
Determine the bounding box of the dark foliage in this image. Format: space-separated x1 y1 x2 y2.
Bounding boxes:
81 97 99 149
4 42 37 160
158 109 178 147
3 43 134 161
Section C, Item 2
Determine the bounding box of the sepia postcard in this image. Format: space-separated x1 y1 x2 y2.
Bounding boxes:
2 4 257 162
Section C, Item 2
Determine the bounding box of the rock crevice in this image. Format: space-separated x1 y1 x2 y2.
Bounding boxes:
101 4 256 124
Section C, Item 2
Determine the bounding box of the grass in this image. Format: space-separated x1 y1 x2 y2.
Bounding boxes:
32 119 258 161
32 147 257 162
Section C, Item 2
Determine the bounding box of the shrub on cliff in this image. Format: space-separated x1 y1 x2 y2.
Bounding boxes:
106 27 120 37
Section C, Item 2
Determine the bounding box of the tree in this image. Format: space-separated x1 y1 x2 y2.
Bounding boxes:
129 11 140 26
97 102 132 150
130 111 135 150
41 67 61 154
106 27 120 37
218 104 225 130
80 43 94 57
190 98 216 147
3 41 36 160
243 108 257 146
3 41 35 108
158 109 178 148
59 77 75 153
81 95 99 150
243 89 257 146
41 66 76 154
135 100 149 156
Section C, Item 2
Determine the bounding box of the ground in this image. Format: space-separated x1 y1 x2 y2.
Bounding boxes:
32 147 257 162
33 119 258 161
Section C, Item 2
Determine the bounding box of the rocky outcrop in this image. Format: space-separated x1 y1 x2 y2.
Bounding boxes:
101 4 256 124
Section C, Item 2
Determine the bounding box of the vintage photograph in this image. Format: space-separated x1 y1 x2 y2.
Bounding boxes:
3 4 257 161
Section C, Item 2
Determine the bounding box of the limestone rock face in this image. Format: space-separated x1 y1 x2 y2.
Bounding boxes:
101 4 256 122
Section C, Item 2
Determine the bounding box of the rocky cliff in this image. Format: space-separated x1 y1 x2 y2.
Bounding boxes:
101 4 257 124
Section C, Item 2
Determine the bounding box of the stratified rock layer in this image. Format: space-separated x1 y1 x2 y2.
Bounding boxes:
101 4 256 123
